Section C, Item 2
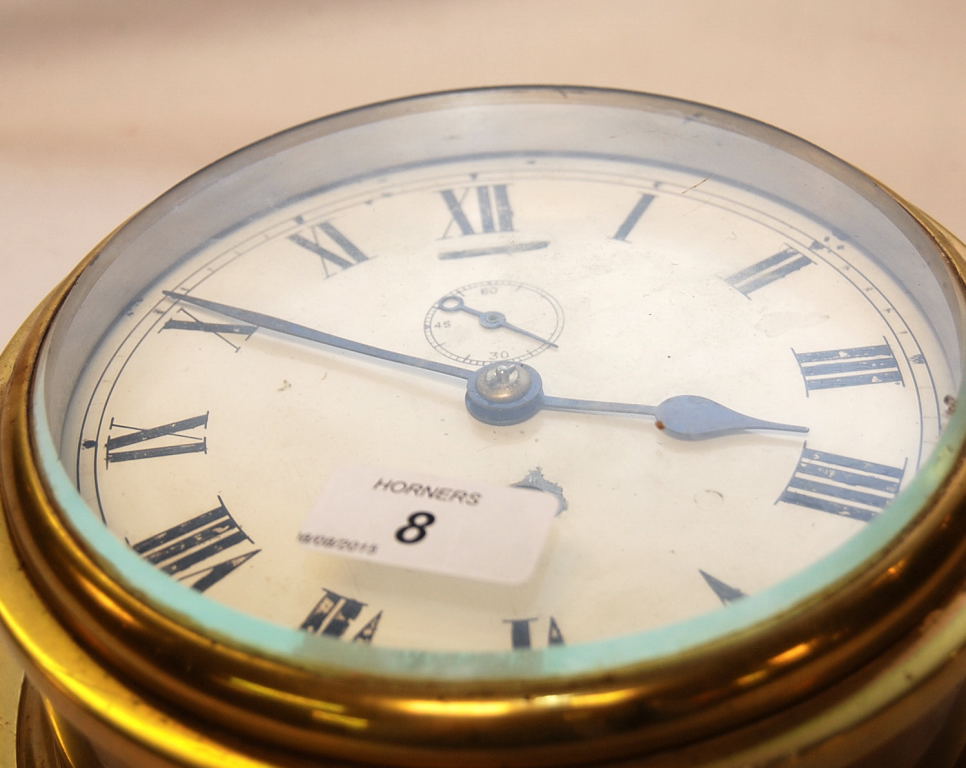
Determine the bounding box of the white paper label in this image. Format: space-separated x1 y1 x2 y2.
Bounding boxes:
298 466 558 584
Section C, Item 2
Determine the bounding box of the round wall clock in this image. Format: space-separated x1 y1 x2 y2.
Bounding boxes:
0 86 964 767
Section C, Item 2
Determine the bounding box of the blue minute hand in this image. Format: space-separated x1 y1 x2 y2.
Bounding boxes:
163 292 806 440
162 291 472 380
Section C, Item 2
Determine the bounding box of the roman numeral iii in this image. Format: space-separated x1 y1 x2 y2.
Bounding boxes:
793 342 903 392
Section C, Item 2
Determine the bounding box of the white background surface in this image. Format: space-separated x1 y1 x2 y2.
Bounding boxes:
0 0 964 762
1 0 965 347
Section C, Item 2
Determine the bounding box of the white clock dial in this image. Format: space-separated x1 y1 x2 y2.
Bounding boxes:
55 153 952 652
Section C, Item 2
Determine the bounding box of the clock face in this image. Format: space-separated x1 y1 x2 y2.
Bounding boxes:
35 89 962 662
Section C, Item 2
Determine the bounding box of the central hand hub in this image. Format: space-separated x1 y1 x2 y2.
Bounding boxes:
476 362 532 401
466 362 544 425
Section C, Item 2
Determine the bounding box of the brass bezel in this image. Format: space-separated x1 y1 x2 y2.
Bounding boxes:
0 104 964 766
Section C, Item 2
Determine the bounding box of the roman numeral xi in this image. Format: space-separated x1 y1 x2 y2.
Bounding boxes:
288 220 370 278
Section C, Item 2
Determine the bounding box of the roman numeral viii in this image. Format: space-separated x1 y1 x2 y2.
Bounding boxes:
106 413 208 463
779 446 905 522
300 588 382 643
131 498 259 592
288 220 370 278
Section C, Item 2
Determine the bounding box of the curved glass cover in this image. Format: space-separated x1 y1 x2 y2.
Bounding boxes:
33 87 965 679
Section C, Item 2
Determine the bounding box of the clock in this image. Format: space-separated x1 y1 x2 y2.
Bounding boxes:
1 86 964 767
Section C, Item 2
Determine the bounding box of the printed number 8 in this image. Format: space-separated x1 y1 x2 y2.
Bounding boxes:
395 511 436 544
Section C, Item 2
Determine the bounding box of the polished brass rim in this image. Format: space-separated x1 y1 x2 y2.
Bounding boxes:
1 203 965 765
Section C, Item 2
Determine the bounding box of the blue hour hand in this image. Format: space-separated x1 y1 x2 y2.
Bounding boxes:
542 393 808 440
162 292 805 440
466 362 808 439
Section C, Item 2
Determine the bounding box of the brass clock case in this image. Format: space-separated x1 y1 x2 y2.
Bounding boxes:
0 89 964 767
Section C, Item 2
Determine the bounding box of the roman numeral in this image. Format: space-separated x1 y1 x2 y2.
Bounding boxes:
779 446 905 522
300 588 382 643
436 184 548 260
699 570 746 605
162 308 256 352
725 247 813 296
794 342 903 392
504 616 565 649
106 413 208 463
131 499 259 592
288 220 370 277
612 193 656 241
440 184 514 237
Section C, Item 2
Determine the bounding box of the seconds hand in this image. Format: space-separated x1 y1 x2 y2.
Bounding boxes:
163 291 807 440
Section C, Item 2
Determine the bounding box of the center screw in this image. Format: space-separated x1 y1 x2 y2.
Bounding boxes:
476 362 532 402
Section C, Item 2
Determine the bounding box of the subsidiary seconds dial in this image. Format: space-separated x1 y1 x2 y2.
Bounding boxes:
424 279 564 365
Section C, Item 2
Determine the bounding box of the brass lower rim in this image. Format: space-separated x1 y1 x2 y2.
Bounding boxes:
16 681 106 768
